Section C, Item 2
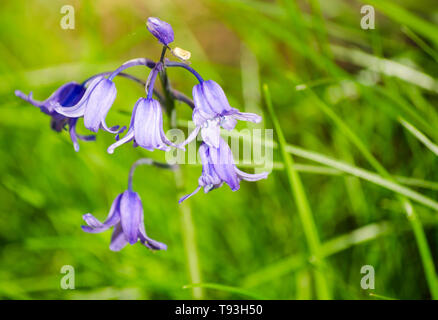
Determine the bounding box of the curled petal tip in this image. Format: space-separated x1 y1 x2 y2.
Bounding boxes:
176 145 186 152
82 213 93 220
234 112 263 123
152 242 167 251
81 225 94 233
15 90 29 100
179 186 201 203
144 238 168 251
172 142 186 151
105 124 126 135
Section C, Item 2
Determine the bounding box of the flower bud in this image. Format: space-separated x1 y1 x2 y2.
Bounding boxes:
146 17 174 45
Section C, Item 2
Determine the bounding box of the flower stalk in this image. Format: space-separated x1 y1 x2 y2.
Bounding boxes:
159 62 204 299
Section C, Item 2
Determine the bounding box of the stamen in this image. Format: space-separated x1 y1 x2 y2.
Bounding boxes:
171 47 192 62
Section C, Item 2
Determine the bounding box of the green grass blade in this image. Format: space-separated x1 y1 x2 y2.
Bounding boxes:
395 176 438 192
285 143 438 211
369 292 398 300
399 117 438 157
176 180 204 299
321 222 392 257
401 26 438 64
331 44 438 93
307 0 333 61
264 84 331 299
183 283 265 300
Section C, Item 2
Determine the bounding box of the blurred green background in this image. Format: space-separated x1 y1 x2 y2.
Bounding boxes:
1 0 438 300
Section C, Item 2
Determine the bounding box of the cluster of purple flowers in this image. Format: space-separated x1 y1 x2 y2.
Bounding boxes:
16 17 269 252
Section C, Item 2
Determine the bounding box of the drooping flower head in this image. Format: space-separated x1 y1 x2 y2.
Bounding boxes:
146 17 174 46
179 80 262 148
15 82 96 151
82 190 167 251
107 98 179 154
179 137 269 202
54 76 123 134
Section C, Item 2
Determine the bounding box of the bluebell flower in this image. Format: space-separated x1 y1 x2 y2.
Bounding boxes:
179 137 269 202
107 98 179 154
179 80 262 148
54 76 123 134
15 82 96 151
146 17 174 46
82 190 167 251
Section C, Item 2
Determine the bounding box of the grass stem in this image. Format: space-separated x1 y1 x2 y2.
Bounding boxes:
264 84 331 299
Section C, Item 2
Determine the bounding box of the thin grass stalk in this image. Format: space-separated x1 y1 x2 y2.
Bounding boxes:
264 84 331 299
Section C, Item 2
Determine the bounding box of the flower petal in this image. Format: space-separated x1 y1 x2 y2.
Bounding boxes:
56 82 86 107
178 125 200 150
119 190 142 245
15 90 51 114
235 168 269 181
153 101 171 151
68 118 80 152
128 98 141 130
16 82 85 116
55 77 103 118
192 108 207 127
109 223 128 251
232 112 262 123
101 122 125 134
107 128 135 154
77 133 96 142
84 79 117 133
134 99 156 150
200 120 221 148
202 80 233 114
221 115 237 130
134 99 173 151
193 84 216 120
209 138 240 191
81 194 122 233
138 218 167 250
198 144 222 188
179 186 201 203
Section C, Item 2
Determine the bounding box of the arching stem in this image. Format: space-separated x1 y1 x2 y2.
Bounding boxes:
108 58 156 81
165 60 204 83
127 158 176 191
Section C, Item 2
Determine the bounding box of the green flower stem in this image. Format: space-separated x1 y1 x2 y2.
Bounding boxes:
160 66 204 299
